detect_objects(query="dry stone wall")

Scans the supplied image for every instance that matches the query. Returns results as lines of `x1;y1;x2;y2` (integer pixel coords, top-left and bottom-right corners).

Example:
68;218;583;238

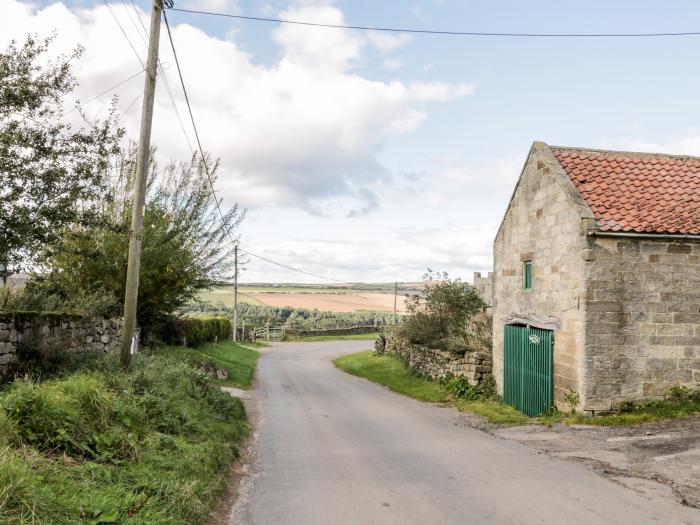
0;312;122;375
288;325;383;338
384;334;492;385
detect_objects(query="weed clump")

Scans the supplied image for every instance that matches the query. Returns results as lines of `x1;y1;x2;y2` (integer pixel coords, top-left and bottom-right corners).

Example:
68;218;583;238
0;354;248;524
442;374;497;401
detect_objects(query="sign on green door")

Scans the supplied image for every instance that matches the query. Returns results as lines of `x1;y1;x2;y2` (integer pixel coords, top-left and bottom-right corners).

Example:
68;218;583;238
503;324;553;417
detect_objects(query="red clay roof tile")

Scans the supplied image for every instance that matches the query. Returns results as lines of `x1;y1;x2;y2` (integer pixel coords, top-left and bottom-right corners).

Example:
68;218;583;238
551;146;700;235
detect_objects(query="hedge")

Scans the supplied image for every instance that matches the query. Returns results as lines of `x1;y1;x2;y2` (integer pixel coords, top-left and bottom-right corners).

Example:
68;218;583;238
176;317;231;347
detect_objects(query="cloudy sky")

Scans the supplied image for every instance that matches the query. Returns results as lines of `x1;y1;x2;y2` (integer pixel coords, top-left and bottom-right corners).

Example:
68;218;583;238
4;0;700;283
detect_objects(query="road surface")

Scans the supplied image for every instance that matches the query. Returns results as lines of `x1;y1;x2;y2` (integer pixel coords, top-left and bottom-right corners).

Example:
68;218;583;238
230;341;699;524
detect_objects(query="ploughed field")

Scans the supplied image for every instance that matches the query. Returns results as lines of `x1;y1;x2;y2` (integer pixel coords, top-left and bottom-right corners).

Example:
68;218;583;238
199;284;414;313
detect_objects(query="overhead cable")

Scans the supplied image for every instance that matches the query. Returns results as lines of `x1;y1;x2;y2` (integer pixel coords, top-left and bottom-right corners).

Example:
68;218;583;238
102;0;145;67
125;0;194;152
162;10;358;285
167;7;700;38
65;69;145;115
238;248;353;284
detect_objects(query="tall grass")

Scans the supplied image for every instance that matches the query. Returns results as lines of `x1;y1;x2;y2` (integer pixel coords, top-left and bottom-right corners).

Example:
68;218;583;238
0;354;249;524
152;340;260;388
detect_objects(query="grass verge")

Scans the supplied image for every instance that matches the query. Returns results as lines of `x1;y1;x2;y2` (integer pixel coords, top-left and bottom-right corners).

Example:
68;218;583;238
0;353;249;524
334;351;448;403
288;332;381;342
334;351;524;424
152;340;260;388
333;351;700;427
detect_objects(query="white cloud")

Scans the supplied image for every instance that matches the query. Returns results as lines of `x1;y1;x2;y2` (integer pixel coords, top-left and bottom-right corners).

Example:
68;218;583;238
409;81;476;101
383;57;406;71
181;0;239;12
272;4;363;72
242;222;496;283
366;31;411;54
0;0;474;214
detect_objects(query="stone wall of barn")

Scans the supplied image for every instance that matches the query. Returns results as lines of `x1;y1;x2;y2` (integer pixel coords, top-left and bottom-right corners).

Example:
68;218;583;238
492;142;592;410
583;237;700;411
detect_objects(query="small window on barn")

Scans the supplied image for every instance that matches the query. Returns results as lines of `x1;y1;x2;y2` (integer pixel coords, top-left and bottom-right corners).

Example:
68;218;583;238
523;261;533;290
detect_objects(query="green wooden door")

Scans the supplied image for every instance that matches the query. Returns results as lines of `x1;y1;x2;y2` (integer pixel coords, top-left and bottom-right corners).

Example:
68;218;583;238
504;324;553;416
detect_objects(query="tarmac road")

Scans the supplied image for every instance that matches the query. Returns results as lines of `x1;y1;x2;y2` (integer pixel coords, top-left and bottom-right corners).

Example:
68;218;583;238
230;340;699;525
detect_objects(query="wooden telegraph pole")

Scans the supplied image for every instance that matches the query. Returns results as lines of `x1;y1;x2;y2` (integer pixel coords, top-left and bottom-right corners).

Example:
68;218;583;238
394;281;398;325
120;0;164;368
233;244;238;341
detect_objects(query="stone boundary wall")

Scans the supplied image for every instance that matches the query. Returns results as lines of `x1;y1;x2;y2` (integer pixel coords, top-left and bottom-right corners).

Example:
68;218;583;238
0;312;122;375
288;325;384;337
384;334;492;385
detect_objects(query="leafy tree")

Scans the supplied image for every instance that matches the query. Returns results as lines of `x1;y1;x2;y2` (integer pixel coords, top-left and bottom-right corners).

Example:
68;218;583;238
400;270;485;353
0;35;123;272
37;147;244;333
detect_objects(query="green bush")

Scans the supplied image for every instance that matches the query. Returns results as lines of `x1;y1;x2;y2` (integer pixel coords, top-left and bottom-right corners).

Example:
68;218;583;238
0;354;248;524
175;316;232;347
374;334;387;355
399;270;487;355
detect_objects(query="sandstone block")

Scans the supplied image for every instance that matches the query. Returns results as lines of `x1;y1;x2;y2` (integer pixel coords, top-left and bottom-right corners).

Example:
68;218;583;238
667;243;692;254
0;353;16;365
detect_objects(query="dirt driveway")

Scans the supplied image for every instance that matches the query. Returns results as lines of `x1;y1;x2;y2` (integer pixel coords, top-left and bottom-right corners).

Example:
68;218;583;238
471;414;700;509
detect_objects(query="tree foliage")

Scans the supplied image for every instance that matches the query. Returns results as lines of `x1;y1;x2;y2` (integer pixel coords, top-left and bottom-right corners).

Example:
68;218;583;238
35;147;244;332
400;270;486;354
0;35;122;270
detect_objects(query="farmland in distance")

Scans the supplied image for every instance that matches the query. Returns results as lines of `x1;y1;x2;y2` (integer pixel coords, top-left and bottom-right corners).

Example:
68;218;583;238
197;283;422;313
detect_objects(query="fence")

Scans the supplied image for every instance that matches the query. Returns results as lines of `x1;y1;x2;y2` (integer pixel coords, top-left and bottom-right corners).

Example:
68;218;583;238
253;324;287;342
251;324;382;342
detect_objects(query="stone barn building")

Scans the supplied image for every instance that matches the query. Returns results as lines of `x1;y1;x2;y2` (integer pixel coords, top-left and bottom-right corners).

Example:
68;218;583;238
492;142;700;414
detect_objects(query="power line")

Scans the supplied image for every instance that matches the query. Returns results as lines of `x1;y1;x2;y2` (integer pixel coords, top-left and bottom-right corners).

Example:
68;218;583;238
167;7;700;38
162;10;358;285
125;0;194;152
238;247;352;284
121;0;149;48
162;12;236;243
66;69;145;115
121;91;143;117
102;0;145;67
